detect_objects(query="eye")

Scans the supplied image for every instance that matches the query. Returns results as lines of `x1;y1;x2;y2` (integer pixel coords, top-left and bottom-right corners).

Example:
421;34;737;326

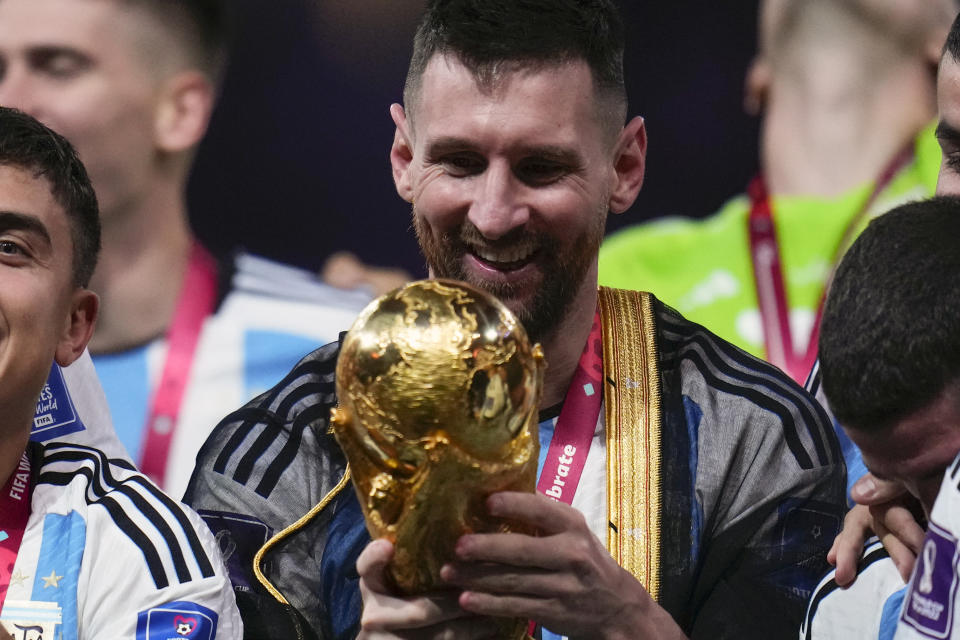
516;159;567;185
945;152;960;174
440;154;485;177
0;239;29;263
0;240;24;256
30;49;91;80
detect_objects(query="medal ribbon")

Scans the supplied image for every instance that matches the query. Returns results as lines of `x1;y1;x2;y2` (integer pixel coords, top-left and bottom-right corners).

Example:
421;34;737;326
0;452;33;610
531;310;603;637
139;242;218;486
535;309;603;505
747;144;914;383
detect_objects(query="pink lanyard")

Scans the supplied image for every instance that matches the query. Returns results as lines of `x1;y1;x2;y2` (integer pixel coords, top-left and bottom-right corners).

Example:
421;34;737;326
138;243;218;487
0;452;33;609
530;312;603;637
747;146;913;383
536;309;603;505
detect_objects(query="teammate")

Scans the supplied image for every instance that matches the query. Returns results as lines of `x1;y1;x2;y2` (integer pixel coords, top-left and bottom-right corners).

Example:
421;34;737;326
185;2;845;638
598;0;952;384
0;105;240;639
821;10;960;599
799;197;960;639
0;0;370;496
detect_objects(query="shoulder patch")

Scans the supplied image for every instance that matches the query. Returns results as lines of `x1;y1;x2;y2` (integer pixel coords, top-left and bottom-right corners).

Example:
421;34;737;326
197;510;272;591
901;520;960;638
136;601;218;640
31;364;85;442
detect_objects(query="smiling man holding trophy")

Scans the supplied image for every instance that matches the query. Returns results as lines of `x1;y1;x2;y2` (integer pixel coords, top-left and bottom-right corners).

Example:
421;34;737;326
184;1;846;638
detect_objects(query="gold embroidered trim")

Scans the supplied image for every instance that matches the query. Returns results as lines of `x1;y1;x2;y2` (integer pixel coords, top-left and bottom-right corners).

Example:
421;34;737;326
598;287;662;600
253;466;353;604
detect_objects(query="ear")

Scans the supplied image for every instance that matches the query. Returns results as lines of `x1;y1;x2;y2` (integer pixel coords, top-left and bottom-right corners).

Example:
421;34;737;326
608;116;647;214
55;290;99;367
390;103;415;203
154;70;216;153
744;56;771;116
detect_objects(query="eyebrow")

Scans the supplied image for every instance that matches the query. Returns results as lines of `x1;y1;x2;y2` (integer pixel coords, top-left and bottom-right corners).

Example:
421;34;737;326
0;211;52;248
935;120;960;145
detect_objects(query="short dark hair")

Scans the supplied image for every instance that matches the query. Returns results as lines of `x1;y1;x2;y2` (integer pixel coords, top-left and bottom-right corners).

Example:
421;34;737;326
819;197;960;432
945;10;960;62
125;0;230;76
0;107;101;288
404;0;627;132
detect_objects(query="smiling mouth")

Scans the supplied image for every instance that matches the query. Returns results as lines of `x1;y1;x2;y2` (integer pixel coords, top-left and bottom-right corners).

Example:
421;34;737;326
468;243;539;271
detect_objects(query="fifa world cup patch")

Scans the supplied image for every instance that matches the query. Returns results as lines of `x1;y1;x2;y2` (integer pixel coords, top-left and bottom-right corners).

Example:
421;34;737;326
31;363;84;441
901;520;960;639
136;601;218;640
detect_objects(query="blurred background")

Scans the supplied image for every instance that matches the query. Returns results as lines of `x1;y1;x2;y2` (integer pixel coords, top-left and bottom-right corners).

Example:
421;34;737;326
189;0;761;278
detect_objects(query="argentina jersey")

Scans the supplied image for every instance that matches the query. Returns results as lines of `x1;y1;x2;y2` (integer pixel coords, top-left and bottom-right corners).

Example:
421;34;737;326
894;454;960;640
29;351;130;463
800;538;906;640
92;253;371;498
0;442;240;639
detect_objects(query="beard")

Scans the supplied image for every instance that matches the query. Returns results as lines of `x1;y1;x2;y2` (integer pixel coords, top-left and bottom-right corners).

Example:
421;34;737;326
413;207;606;344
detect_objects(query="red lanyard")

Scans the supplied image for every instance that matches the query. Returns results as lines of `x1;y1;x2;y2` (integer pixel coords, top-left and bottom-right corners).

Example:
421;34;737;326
0;452;33;609
536;309;603;505
747;146;914;383
139;243;218;487
530;313;603;637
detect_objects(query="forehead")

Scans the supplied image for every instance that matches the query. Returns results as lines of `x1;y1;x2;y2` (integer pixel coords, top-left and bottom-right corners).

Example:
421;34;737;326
0;164;70;237
847;389;960;481
412;55;606;148
0;0;149;60
939;55;960;117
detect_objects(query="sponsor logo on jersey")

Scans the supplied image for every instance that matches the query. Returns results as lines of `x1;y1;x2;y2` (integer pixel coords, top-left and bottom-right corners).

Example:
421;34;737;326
136;601;218;640
31;364;84;441
901;520;959;638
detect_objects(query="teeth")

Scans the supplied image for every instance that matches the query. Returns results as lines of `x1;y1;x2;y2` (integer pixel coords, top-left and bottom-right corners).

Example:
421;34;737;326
473;244;536;264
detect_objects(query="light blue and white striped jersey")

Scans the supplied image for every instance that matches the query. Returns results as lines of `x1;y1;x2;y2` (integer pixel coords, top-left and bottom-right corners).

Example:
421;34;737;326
800;538;906;640
91;253;371;498
894;453;960;639
0;442;241;640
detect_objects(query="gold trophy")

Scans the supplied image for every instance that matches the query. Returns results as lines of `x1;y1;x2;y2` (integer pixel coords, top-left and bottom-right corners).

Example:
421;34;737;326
331;279;544;639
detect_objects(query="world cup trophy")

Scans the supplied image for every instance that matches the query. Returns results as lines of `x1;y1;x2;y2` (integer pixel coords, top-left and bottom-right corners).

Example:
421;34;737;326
330;279;544;639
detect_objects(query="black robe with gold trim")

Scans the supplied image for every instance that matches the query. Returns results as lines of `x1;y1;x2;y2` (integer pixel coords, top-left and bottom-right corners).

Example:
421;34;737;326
184;290;846;639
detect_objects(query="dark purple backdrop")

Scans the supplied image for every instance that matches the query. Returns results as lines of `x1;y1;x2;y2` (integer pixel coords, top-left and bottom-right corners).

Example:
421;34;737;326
189;1;760;278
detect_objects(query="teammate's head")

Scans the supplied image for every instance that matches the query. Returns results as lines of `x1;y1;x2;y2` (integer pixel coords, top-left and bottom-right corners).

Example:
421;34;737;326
0;107;99;434
0;0;228;220
746;0;955;114
402;0;627;142
0;106;100;288
819;197;960;512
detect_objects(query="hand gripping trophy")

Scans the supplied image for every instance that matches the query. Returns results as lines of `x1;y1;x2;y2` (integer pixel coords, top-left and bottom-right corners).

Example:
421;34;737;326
331;279;544;639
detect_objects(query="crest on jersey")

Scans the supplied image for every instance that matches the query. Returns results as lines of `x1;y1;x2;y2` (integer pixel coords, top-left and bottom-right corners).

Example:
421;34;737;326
901;520;960;638
31;364;84;441
136;601;217;640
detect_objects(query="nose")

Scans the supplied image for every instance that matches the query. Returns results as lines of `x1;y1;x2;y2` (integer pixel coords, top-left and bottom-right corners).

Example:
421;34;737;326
466;162;529;240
